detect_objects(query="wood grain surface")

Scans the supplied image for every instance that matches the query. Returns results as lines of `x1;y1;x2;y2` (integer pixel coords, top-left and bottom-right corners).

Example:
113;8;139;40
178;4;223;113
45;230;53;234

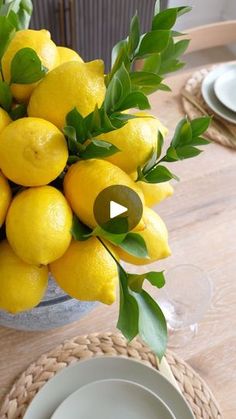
0;68;235;418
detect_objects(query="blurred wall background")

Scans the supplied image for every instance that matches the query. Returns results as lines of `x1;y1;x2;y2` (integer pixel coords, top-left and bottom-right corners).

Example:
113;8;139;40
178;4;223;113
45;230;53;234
169;0;236;30
30;0;236;69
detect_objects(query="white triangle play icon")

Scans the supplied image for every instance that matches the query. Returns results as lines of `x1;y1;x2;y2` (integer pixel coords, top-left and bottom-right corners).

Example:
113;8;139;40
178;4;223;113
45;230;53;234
110;201;128;219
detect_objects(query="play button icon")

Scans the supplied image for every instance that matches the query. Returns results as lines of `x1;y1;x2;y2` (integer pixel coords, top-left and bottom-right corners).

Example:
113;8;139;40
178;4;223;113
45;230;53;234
110;201;128;219
93;185;143;234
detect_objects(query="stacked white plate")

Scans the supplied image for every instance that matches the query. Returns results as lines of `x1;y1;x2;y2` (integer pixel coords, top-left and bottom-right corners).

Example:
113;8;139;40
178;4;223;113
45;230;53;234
24;357;194;419
201;63;236;124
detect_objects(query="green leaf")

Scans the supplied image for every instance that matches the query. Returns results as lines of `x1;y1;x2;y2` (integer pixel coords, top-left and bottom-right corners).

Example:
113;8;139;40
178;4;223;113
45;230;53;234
63;126;82;154
164;145;179;162
191;136;210;146
171;118;192;147
128;271;165;292
128;13;140;55
0;1;33;30
159;59;185;75
176;145;202;159
190;116;211;137
142;148;157;175
174;39;190;57
177;6;192;16
142;53;161;74
157;130;164;158
130;71;162;94
137;30;171;58
104;63;131;112
152;8;177;30
119;233;149;259
99;216;129;236
145;271;165;288
157;83;171;91
0;16;16;60
110;39;129;73
71;216;92;241
9;103;27;120
117;267;139;341
131;290;167;360
0;81;12;111
10;47;47;84
66;108;87;143
17;0;33;29
154;0;161;15
92;226;127;245
144;165;179;183
111;112;137;122
118;91;151;111
81;139;119;159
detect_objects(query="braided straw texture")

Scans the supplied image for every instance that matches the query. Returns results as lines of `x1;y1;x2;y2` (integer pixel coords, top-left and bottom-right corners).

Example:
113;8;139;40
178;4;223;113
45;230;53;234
182;67;236;149
0;332;222;419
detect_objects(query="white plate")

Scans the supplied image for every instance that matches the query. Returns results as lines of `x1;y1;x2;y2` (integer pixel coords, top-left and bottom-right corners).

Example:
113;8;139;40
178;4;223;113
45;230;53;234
51;379;175;419
24;356;194;419
201;64;236;124
214;68;236;112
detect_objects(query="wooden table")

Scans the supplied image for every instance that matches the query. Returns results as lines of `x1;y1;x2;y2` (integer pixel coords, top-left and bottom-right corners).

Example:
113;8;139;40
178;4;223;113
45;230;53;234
0;68;236;418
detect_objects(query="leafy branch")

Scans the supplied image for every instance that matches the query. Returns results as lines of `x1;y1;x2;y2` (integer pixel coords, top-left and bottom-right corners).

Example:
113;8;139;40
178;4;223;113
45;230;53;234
63;3;193;160
100;238;167;360
71;216;167;359
71;215;149;260
136;116;211;183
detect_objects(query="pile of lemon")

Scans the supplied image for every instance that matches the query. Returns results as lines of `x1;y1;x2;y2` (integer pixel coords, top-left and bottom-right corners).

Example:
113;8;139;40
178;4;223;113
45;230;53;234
0;29;173;314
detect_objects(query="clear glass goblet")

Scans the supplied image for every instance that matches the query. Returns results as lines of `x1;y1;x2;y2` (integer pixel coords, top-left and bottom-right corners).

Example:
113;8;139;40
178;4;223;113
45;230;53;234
158;264;213;348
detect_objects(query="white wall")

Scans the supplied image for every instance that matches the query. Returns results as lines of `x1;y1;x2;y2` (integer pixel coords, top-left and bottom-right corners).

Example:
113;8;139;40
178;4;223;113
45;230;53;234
169;0;236;29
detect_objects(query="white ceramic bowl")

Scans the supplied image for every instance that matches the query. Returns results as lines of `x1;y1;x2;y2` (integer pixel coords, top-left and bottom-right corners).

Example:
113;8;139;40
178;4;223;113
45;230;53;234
51;378;175;419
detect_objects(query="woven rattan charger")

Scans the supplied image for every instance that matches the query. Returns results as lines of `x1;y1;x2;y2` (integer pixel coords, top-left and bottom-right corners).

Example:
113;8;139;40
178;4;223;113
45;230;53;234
0;332;222;419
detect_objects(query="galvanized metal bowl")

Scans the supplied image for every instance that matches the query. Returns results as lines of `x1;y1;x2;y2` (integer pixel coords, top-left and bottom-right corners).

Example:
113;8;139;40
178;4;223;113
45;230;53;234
0;276;97;331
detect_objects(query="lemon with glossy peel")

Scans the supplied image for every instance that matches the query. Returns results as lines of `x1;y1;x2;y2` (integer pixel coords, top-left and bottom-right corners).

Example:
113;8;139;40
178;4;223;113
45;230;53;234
0;172;12;227
64;159;144;228
0;240;48;314
50;237;118;305
0;117;68;187
2;29;59;102
28;60;105;129
6;186;72;265
96;112;168;173
57;46;83;64
137;181;173;207
0;108;11;134
116;206;171;265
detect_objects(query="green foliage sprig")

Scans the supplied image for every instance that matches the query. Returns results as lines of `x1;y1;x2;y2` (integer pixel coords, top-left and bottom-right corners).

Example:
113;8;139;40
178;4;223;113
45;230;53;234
63;3;193;161
136;116;211;184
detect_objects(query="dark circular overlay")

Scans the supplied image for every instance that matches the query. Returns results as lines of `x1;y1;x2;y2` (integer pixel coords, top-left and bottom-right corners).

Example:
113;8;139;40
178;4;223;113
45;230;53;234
93;185;143;234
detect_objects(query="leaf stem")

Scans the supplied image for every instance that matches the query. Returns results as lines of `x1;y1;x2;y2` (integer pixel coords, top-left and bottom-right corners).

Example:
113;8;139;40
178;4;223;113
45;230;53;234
98;237;127;275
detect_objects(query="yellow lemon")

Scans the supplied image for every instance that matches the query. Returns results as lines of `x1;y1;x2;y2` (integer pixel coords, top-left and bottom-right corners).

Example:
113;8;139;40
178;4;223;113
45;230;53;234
116;206;171;265
0;172;12;227
63;159;144;228
0;240;48;314
137;180;173;207
0;108;11;134
2;29;59;102
96;113;168;173
6;186;72;265
0;117;68;187
28;60;105;129
57;46;83;64
50;237;118;305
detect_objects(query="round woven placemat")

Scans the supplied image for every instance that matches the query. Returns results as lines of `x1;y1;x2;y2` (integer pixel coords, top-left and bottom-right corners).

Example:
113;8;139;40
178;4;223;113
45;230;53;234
0;332;222;419
182;66;236;149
